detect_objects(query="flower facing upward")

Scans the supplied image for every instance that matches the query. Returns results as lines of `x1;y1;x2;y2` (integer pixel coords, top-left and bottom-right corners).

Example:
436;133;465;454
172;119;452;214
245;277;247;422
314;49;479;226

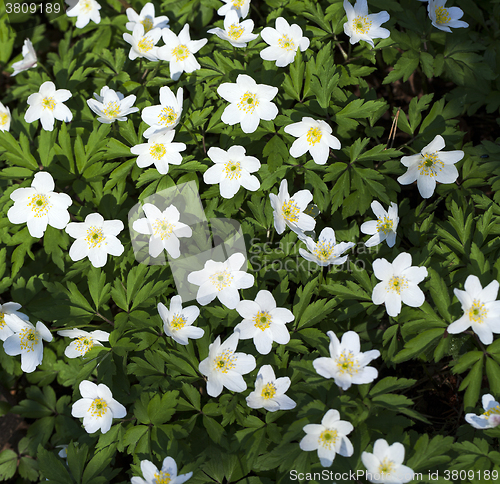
158;295;204;345
125;2;169;32
465;394;500;430
11;38;37;76
208;9;258;48
131;131;186;174
65;213;124;268
71;381;126;434
3;317;52;373
397;135;463;198
246;365;296;412
260;17;310;67
204;145;261;199
235;290;294;354
361;439;414;484
198;333;256;397
343;0;390;48
0;102;10;132
0;302;29;342
284;117;341;165
7;171;72;238
372;252;428;317
25;81;73;131
65;0;101;29
218;74;278;133
141;86;183;139
360;201;399;248
157;24;208;81
299;227;355;267
217;0;251;19
269;179;315;236
427;0;468;32
132;203;192;259
123;24;162;61
131;457;193;484
57;329;110;358
87;86;139;124
313;330;380;390
447;276;500;345
300;409;354;467
187;253;254;309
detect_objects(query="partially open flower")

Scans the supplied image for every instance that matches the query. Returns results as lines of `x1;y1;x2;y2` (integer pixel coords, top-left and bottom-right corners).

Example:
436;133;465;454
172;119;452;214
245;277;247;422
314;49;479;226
87;86;139;124
65;0;101;29
427;0;468;33
57;329;110;358
11;38;37;76
208;9;258;48
465;394;500;430
158;295;204;345
360;201;399;248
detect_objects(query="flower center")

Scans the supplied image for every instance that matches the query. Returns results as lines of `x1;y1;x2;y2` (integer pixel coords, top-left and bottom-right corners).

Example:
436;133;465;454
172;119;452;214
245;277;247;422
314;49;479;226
28;194;50;217
435;6;451;24
214;349;237;373
418;153;444;177
42;97;56;111
468;299;487;323
75;336;94;355
483;405;500;418
232;0;244;6
336;350;360;375
253;310;272;331
79;0;93;13
103;101;120;120
237;91;259;114
377;216;394;234
137;36;154;53
307;126;322;145
89;397;108;418
85;226;105;249
387;276;408;295
170;313;186;331
141;17;154;32
0;312;5;328
228;23;244;40
172;44;190;61
159;107;178;126
209;270;234;291
223;160;242;180
278;34;295;51
20;327;39;352
318;429;338;449
281;200;300;223
379;458;395;474
0;112;9;126
353;15;372;34
154;471;172;484
313;240;335;261
261;382;277;399
149;143;167;160
152;218;174;240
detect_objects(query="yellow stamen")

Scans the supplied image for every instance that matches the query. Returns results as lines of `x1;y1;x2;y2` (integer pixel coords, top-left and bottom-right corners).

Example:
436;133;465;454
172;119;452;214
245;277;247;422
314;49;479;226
172;44;189;61
387;276;408;295
483;405;500;418
223;161;242;180
313;240;335;262
469;299;487;324
278;34;295;51
318;429;338;449
152;218;174;240
20;327;39;352
170;313;186;331
253;311;272;331
28;194;50;218
0;313;5;329
379;457;395;474
103;101;120;119
149;143;166;160
85;226;105;249
209;270;233;291
261;382;277;399
214;349;237;373
435;6;451;24
232;0;244;6
281;200;300;223
0;112;9;126
377;216;394;234
79;0;93;13
353;16;372;34
228;24;244;40
137;37;154;53
89;397;108;417
237;91;259;113
141;17;154;33
336;350;360;375
306;127;322;145
158;107;178;126
75;336;94;355
418;153;444;178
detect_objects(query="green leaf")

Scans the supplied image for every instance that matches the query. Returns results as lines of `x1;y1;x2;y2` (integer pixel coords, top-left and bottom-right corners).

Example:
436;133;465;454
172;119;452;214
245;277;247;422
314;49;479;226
393;328;445;363
0;449;17;481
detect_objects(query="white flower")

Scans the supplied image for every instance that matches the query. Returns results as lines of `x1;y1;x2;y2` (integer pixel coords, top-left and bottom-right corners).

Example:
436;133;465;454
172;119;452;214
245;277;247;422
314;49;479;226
269;179;315;236
131;457;192;484
0;102;11;132
25;81;72;131
132;203;192;259
217;0;251;19
313;330;380;390
208;10;258;48
217;74;278;134
87;86;139;124
125;2;169;33
397;135;463;199
0;302;29;342
198;333;256;397
65;213;124;268
343;0;390;48
141;86;183;139
56;329;110;358
360;201;399;248
65;0;101;29
234;290;293;354
204;145;260;199
299;227;354;267
7;172;72;238
299;409;354;467
187;253;254;309
284;117;340;165
157;24;208;81
361;439;414;484
246;365;295;411
158;295;204;345
465;394;500;430
447;276;500;345
131;131;186;174
123;24;162;61
372;252;428;317
11;38;37;76
260;17;309;67
71;381;126;434
3;318;52;373
427;0;468;32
